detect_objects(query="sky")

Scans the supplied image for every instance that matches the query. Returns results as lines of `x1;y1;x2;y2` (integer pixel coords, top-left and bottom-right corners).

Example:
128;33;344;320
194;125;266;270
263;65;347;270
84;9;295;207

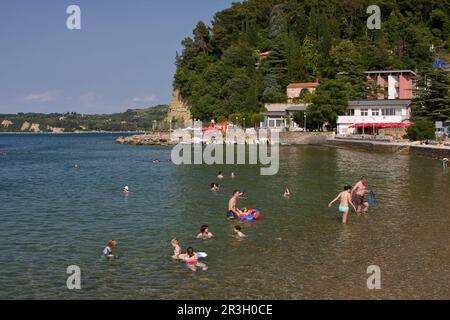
0;0;235;114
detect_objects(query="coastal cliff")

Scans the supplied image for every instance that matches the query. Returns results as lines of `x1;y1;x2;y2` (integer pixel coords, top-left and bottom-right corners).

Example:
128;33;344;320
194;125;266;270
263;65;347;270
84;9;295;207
165;90;192;127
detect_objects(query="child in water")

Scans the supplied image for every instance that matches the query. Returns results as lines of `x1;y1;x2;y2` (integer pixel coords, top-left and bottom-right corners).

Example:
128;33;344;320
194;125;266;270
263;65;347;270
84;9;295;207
328;185;357;224
103;240;117;258
196;225;214;240
283;187;291;198
233;225;247;238
171;238;181;259
217;171;224;180
179;247;208;271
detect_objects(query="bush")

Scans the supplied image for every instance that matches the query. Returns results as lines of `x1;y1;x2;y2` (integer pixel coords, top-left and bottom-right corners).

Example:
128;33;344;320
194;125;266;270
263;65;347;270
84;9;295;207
216;116;228;123
407;120;435;141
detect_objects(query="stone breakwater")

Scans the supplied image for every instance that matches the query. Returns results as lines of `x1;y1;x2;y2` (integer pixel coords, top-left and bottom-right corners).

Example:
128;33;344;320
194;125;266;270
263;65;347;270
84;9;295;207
116;131;333;146
116;132;176;146
326;138;450;159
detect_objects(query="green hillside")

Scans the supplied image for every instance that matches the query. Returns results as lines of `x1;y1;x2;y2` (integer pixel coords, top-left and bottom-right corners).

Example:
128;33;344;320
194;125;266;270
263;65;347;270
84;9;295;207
174;0;450;127
0;105;168;132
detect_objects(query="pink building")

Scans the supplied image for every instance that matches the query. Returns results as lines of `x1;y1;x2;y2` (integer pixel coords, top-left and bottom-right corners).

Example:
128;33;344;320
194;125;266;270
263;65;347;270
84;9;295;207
287;82;320;102
366;70;416;100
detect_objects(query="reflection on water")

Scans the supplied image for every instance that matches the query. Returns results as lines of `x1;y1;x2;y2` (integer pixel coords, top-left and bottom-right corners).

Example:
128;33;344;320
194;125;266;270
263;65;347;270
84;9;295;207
0;134;449;299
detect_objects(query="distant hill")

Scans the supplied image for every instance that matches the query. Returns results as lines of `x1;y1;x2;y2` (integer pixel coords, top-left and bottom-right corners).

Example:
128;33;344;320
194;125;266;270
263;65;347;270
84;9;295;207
0;105;168;132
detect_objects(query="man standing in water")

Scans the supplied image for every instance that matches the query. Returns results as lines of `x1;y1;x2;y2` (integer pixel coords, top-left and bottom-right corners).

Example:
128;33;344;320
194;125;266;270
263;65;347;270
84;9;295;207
227;190;242;219
351;177;369;214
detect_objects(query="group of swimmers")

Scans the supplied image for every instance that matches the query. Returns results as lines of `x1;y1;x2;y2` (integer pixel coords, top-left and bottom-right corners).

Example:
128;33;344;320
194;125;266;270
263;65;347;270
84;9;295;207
328;176;371;224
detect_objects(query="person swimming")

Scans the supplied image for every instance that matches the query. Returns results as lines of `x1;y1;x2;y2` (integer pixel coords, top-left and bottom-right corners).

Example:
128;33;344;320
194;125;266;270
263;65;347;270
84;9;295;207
217;171;224;180
152;159;160;164
283;187;291;198
233;225;247;238
122;186;129;193
442;158;449;168
210;183;219;192
179;247;207;271
227;190;243;219
103;240;117;257
328;185;357;224
196;225;214;240
231;171;236;179
171;238;181;258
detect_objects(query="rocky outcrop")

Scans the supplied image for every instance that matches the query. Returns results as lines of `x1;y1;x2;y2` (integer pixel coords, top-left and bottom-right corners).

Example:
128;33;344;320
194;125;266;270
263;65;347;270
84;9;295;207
1;120;13;128
116;132;178;146
46;125;64;133
21;122;31;131
29;123;41;132
165;89;192;127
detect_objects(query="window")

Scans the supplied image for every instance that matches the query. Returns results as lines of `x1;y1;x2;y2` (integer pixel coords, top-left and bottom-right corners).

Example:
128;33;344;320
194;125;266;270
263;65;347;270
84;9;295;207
269;120;275;127
382;108;395;116
346;109;355;116
360;108;368;116
371;108;380;116
276;120;284;127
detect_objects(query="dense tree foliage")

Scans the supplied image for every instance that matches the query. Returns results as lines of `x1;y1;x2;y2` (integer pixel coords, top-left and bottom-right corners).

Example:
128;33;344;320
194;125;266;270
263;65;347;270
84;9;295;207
174;0;450;126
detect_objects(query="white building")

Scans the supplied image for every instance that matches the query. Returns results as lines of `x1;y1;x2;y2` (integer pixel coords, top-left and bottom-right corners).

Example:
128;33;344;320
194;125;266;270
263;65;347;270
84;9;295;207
263;103;308;131
337;100;412;135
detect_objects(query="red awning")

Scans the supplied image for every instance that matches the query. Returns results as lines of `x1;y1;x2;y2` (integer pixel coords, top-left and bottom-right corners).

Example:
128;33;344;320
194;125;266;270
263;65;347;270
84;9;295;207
349;122;414;129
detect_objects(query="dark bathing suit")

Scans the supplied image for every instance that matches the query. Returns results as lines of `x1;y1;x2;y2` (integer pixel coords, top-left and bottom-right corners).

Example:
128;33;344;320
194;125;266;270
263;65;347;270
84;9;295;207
355;194;366;205
227;210;235;219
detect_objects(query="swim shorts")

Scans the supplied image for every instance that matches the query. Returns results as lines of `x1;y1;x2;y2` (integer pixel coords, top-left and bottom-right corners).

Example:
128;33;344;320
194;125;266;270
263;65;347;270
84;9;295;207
339;205;349;213
355;195;366;206
226;210;235;219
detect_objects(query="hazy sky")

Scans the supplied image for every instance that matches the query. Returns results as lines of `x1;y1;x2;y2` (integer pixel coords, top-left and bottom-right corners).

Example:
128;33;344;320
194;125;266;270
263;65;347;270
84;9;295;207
0;0;234;114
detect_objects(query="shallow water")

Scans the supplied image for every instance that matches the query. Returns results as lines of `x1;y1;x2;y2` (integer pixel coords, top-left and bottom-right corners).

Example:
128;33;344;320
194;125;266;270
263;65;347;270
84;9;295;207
0;134;449;299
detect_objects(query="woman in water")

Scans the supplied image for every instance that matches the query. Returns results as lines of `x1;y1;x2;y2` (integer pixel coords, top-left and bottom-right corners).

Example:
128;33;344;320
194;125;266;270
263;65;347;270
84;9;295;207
328;185;357;224
180;247;207;271
103;240;117;258
196;225;214;240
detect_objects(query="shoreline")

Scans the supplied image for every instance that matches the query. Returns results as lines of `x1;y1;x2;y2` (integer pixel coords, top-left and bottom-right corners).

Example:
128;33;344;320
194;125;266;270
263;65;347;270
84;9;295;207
0;131;145;135
115;131;450;159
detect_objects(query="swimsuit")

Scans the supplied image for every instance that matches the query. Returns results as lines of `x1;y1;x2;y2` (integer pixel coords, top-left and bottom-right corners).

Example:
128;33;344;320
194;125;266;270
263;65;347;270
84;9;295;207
185;257;198;266
226;210;235;218
103;247;112;256
355;195;366;206
339;205;349;213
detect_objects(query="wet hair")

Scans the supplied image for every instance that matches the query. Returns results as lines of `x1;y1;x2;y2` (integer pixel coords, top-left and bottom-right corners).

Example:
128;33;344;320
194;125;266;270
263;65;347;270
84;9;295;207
107;240;116;248
234;225;241;231
361;176;367;181
232;190;240;195
210;183;216;188
344;185;352;191
218;171;223;175
200;225;208;233
186;247;194;257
